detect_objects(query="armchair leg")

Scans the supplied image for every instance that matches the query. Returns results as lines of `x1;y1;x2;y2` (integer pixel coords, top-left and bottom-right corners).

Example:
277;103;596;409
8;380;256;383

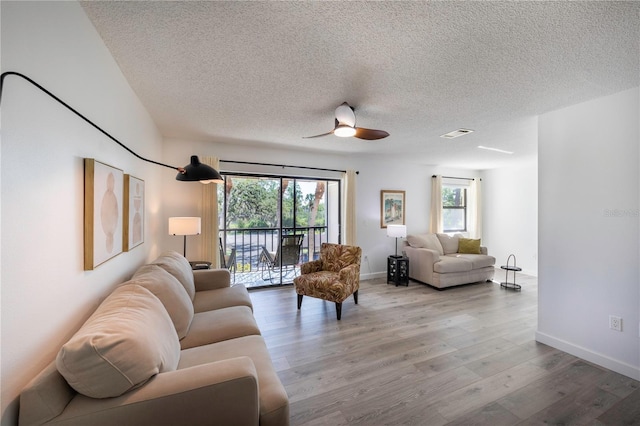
297;294;303;309
353;290;358;305
335;302;342;320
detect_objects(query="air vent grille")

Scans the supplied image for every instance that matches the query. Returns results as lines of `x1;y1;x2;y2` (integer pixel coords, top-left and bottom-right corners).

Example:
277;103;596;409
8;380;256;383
440;129;474;139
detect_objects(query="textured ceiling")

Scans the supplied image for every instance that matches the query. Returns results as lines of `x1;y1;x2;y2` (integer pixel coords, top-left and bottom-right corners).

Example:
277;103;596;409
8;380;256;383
81;1;639;170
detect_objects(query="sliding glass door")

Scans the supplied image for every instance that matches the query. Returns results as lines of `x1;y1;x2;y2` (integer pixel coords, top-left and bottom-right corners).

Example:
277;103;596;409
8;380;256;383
218;174;340;288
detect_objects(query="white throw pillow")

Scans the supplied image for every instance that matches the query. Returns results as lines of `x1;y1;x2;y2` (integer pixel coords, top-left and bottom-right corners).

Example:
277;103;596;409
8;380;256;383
130;264;194;339
56;285;180;398
437;233;461;255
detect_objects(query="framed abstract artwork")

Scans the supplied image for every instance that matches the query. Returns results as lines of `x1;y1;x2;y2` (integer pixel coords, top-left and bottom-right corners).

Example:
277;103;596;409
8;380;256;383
84;158;124;270
380;190;406;228
123;174;144;252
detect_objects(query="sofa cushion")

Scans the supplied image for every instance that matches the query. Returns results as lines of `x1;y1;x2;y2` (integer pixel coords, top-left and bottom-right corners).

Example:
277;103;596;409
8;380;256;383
433;256;473;273
56;285;180;398
294;270;347;303
193;285;254;313
180;306;261;350
151;251;196;301
406;234;444;255
458;238;481;254
130;264;194;339
451;253;496;269
437;233;461;255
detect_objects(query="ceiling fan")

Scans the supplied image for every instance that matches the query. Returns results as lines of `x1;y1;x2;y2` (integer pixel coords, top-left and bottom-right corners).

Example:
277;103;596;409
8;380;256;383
304;102;389;140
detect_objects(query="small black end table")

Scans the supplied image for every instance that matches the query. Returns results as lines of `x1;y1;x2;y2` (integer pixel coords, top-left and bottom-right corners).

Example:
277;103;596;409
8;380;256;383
190;261;212;270
387;255;409;286
500;254;521;290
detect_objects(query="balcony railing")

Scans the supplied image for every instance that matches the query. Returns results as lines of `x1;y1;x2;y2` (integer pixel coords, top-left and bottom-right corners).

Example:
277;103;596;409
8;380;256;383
220;226;329;287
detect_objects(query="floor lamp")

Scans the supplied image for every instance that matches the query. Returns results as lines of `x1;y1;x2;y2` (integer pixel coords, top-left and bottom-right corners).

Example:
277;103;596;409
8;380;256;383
387;224;407;258
169;217;201;257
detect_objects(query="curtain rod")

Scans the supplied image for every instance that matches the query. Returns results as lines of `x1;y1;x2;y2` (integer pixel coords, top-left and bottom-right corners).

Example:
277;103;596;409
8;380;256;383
432;175;480;181
220;159;358;174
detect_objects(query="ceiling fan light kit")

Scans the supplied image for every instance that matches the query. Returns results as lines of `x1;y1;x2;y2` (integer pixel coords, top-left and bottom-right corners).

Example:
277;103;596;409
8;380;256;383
334;124;357;137
304;102;389;140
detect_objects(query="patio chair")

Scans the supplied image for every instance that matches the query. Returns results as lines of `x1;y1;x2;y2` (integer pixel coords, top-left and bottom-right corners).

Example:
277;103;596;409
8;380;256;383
293;243;362;320
219;237;237;279
259;234;304;281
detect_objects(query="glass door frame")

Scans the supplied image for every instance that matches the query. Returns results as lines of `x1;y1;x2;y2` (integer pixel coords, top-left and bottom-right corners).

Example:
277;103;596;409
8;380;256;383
219;172;342;288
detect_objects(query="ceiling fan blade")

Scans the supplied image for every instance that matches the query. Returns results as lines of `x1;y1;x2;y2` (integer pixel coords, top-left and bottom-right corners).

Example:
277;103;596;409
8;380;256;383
335;102;356;127
303;130;335;139
354;127;390;140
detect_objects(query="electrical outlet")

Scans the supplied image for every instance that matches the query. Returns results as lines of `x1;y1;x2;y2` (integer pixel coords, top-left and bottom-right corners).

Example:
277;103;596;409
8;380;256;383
609;315;622;332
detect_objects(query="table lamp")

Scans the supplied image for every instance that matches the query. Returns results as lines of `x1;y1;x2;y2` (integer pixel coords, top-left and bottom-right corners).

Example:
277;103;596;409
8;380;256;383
169;217;201;257
387;224;407;258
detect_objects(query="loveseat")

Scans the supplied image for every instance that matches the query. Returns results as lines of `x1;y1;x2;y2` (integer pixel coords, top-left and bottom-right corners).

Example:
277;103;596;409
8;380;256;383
403;233;495;289
19;251;289;426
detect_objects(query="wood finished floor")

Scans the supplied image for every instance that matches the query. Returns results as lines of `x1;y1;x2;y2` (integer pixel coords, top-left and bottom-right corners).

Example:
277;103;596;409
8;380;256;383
249;273;640;426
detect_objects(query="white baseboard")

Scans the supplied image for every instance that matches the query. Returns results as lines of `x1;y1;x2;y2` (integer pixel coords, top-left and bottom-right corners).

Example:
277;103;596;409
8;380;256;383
360;271;386;281
535;331;640;380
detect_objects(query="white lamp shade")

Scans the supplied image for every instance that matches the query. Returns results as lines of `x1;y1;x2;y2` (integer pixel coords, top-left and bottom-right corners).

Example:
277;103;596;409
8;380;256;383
168;217;201;236
386;224;407;238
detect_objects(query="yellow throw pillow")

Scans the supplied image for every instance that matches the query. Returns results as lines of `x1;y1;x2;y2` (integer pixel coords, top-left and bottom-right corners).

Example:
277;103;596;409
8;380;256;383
458;238;481;254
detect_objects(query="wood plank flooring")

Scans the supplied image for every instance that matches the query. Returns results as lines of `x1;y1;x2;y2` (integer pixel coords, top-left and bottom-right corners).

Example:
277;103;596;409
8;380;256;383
248;273;640;425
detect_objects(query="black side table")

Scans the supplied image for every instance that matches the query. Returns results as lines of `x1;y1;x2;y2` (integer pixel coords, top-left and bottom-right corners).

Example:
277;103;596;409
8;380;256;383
189;260;212;270
387;256;409;287
500;254;522;290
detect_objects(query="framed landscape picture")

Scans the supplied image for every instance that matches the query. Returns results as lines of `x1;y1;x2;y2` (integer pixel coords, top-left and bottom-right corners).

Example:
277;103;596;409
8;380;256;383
123;174;144;252
380;190;405;228
84;158;124;270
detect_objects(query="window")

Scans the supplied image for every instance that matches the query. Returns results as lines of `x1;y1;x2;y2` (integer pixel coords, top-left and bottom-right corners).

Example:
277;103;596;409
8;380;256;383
442;183;468;232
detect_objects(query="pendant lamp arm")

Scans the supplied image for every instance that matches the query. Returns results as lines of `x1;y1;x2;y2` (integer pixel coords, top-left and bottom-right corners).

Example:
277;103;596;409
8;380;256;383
0;71;183;173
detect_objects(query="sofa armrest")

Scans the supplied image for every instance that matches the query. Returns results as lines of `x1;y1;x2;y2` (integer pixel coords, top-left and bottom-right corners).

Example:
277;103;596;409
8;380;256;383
193;268;231;291
338;263;360;285
403;246;440;285
48;357;259;426
480;246;488;255
300;259;322;275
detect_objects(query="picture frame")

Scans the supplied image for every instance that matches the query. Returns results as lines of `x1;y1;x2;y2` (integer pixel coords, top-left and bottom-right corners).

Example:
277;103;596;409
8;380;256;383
380;190;406;228
84;158;124;270
123;174;145;252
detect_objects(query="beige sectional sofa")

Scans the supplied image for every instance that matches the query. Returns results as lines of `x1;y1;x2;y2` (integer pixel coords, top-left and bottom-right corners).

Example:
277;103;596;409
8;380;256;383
403;233;496;289
19;251;289;426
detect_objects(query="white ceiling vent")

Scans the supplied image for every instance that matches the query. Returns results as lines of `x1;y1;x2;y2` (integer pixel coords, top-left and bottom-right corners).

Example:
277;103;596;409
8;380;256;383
440;129;474;139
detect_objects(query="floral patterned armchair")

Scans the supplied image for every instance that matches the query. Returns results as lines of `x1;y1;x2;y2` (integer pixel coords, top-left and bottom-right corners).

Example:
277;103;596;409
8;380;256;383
293;243;362;320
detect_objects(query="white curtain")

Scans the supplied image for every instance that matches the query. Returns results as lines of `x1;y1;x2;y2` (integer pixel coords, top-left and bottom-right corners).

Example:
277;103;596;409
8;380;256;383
429;175;443;234
201;156;220;267
469;178;482;239
343;170;357;245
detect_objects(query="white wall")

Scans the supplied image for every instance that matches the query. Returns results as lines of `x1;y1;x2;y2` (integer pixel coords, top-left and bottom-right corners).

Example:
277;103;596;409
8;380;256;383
482;159;538;276
161;138;480;278
537;87;640;380
1;2;164;424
